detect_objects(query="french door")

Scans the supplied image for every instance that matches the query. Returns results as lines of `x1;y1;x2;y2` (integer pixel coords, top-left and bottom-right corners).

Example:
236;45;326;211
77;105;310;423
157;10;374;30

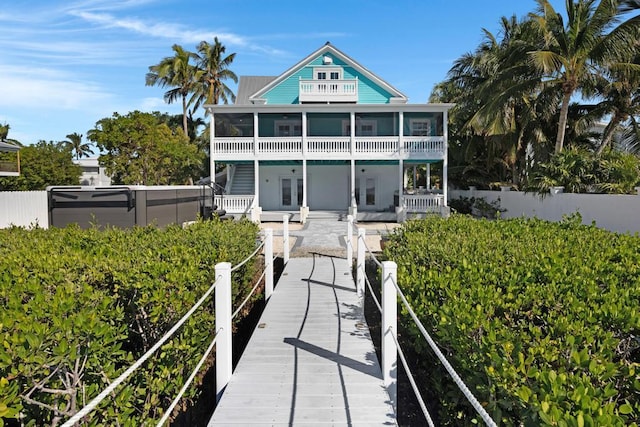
355;176;377;211
280;177;303;209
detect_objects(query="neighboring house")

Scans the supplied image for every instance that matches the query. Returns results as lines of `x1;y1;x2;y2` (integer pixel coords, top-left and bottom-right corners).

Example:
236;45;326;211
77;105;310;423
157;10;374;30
0;140;21;177
206;42;453;222
74;158;112;186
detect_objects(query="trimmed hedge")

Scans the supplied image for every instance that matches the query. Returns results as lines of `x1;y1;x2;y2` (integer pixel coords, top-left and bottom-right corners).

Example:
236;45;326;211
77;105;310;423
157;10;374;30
383;215;640;426
0;219;260;426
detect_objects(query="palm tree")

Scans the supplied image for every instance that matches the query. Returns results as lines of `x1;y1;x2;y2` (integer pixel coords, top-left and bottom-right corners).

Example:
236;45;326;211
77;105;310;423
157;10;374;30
528;0;640;153
146;44;199;137
190;38;238;112
60;132;93;160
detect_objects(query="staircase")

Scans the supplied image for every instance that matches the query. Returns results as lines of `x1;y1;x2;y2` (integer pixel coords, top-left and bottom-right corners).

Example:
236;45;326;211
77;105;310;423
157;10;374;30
229;164;254;195
305;210;348;221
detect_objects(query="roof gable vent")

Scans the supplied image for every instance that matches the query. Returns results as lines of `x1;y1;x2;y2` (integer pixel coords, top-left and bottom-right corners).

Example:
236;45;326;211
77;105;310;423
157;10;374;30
322;55;333;65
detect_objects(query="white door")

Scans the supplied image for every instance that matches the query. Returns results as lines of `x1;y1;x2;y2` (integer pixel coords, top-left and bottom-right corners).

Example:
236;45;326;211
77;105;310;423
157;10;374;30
355;176;377;211
280;177;303;209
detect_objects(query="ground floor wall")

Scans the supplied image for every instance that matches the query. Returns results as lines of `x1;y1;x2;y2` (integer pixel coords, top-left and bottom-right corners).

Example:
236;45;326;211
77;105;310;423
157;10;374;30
258;164;399;212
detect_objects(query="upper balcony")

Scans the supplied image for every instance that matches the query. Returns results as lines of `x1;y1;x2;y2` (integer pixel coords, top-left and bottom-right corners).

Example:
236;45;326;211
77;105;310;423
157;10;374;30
299;79;358;103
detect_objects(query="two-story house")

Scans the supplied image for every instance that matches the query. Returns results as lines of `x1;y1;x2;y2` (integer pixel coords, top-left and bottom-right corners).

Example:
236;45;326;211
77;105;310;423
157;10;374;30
206;42;453;222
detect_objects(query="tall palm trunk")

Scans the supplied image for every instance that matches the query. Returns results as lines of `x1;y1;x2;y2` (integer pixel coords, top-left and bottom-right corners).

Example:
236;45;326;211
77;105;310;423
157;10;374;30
181;94;189;138
597;113;624;155
555;90;572;153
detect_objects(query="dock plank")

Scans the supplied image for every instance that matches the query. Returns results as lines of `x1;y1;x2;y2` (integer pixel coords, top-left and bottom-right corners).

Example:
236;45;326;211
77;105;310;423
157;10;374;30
209;255;396;425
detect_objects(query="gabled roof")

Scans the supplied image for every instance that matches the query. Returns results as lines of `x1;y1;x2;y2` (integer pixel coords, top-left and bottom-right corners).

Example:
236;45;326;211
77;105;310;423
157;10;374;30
248;42;408;104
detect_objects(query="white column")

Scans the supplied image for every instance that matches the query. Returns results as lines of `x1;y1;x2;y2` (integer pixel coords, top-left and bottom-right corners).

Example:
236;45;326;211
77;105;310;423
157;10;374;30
215;262;232;402
302;159;308;208
252;159;261;222
349;159;357;217
346;215;353;267
302;111;308;157
382;261;398;413
209;109;215;184
443;110;448;206
283;215;289;265
350;111;356;156
397;159;404;220
356;228;365;297
265;228;273;299
253;112;259;157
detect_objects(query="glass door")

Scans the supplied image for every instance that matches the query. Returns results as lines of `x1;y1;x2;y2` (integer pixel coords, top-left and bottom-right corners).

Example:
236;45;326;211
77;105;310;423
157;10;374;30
280;177;303;209
355;176;377;211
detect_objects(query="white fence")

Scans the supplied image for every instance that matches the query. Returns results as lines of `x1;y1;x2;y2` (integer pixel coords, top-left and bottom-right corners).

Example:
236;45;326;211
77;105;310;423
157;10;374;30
0;191;48;229
450;189;640;235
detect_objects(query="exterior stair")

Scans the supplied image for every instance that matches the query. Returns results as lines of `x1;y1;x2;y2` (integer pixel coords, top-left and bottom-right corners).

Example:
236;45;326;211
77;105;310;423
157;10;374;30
229;164;254;195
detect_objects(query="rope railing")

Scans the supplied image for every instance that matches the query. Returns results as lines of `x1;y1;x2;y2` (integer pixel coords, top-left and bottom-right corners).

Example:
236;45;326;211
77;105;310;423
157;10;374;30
156;332;219;426
388;326;435;427
349;216;496;426
231;240;265;272
386;272;497;427
232;268;267;320
62;275;222;426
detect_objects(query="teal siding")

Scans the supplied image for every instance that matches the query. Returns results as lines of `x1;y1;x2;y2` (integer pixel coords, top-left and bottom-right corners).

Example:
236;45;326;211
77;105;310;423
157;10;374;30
262;52;395;105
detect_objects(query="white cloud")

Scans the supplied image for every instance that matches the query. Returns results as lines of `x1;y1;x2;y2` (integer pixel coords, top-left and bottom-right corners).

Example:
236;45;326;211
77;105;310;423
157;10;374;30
0;65;113;110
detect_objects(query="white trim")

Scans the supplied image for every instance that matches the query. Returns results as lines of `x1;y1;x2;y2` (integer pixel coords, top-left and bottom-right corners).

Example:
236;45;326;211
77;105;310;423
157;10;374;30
313;66;343;80
206;103;454;115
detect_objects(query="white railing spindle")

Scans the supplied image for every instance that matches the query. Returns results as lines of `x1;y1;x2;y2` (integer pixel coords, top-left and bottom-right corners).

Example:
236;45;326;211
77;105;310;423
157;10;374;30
215;262;232;403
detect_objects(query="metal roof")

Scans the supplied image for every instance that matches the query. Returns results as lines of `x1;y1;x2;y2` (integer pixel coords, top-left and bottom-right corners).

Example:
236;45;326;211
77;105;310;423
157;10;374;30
0;140;20;152
235;76;276;105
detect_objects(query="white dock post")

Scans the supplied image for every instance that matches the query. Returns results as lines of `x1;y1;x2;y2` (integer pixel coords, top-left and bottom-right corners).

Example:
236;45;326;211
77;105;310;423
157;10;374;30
215;262;232;403
265;228;274;300
346;215;353;267
382;261;398;414
283;215;289;265
356;228;366;298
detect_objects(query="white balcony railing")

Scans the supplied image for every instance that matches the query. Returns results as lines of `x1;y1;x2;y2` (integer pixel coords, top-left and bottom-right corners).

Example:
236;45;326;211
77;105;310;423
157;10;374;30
211;136;445;160
215;195;254;214
404;194;444;213
299;79;358;103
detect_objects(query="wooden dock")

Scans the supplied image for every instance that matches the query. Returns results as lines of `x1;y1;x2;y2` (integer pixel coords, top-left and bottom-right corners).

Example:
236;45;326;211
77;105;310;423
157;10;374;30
209;254;396;426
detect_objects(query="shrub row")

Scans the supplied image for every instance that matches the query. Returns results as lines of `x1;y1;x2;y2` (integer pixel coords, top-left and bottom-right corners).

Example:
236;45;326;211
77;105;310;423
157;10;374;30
383;214;640;426
0;219;260;426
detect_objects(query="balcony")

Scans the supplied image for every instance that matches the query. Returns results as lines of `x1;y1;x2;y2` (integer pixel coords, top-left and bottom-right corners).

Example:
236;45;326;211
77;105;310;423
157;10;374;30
212;136;445;161
299;79;358;103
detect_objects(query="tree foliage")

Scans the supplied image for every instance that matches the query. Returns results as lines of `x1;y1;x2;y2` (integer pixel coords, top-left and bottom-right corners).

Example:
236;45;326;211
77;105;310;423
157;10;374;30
87;111;203;185
0;141;80;191
58;132;94;160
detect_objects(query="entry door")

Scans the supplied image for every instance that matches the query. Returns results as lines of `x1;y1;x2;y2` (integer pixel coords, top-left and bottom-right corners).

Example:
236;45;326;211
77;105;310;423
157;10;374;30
355;176;377;211
280;177;303;209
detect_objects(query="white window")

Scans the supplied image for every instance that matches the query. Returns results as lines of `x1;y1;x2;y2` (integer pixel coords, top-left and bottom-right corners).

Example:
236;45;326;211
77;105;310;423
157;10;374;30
314;67;343;81
410;119;432;136
342;120;378;136
274;120;302;137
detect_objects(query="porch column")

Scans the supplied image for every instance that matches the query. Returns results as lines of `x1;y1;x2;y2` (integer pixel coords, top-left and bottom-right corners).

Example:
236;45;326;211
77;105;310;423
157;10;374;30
253;112;259;156
301;159;309;222
443;109;448;206
350;111;355;156
251;159;262;222
302;112;308;157
209;109;215;184
397;159;405;222
349;159;357;217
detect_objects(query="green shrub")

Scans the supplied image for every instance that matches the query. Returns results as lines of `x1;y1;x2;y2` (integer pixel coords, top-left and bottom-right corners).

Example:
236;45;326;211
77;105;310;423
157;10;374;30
383;215;640;426
0;219;260;425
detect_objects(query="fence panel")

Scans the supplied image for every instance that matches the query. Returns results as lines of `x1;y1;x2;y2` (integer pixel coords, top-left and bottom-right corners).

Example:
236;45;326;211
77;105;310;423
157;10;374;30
0;191;48;229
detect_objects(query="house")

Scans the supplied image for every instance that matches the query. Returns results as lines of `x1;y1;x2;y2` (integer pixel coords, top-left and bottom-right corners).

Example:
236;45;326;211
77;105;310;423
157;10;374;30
205;42;453;222
74;158;112;186
0;140;21;177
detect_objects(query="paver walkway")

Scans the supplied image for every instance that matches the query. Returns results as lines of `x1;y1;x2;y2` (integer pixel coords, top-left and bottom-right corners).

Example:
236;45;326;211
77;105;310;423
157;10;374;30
209;244;396;425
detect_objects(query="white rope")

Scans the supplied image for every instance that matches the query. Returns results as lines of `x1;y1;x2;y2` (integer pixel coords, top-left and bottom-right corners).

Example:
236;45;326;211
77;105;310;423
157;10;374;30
364;274;382;313
62;276;221;426
231;240;265;272
387;274;497;427
360;237;383;268
388;326;435;427
156;332;219;426
232;268;267;320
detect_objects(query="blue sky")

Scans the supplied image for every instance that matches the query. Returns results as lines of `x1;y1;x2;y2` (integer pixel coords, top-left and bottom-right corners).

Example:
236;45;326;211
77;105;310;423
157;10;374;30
0;0;563;146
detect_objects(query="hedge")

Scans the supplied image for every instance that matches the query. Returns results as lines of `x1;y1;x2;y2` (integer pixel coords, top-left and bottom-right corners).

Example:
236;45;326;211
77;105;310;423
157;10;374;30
383;214;639;426
0;219;260;426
